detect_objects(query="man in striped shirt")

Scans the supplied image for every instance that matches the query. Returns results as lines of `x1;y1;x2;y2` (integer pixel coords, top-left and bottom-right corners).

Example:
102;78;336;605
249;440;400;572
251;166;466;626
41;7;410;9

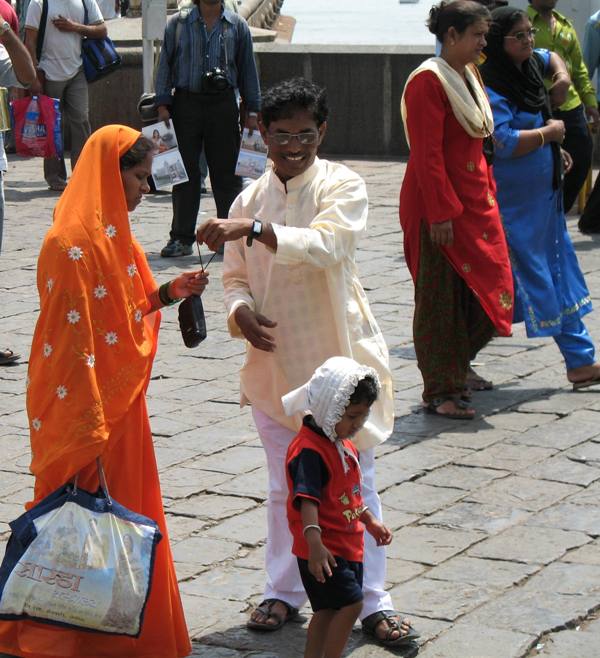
155;0;260;258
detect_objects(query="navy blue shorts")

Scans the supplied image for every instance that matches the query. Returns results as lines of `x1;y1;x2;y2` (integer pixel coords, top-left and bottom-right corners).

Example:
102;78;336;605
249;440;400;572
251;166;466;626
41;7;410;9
297;556;363;612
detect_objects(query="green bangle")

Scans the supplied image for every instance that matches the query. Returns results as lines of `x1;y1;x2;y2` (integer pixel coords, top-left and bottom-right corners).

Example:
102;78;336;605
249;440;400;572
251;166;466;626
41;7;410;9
158;281;178;306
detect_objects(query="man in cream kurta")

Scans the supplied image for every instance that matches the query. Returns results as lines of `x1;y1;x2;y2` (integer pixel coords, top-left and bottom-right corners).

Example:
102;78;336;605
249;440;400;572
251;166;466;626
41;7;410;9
197;78;413;645
224;157;393;450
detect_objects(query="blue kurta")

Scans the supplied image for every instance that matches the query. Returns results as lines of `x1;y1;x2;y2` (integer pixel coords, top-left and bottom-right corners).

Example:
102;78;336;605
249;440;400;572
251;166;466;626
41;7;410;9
487;57;592;338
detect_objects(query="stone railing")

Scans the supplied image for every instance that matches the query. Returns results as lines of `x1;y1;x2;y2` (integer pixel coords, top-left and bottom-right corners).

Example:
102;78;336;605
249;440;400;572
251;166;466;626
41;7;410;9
238;0;284;28
126;0;175;18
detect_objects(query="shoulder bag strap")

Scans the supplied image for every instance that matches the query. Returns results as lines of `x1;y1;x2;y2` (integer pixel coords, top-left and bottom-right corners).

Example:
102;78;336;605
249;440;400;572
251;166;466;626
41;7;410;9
154;10;184;83
81;0;89;25
36;0;48;63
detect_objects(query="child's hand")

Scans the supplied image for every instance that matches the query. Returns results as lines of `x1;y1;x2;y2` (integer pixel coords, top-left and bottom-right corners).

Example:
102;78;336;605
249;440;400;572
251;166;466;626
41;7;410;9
308;543;337;583
365;519;393;546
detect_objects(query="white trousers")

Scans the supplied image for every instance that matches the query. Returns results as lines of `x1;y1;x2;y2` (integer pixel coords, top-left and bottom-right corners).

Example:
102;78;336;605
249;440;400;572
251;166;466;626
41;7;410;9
253;408;394;620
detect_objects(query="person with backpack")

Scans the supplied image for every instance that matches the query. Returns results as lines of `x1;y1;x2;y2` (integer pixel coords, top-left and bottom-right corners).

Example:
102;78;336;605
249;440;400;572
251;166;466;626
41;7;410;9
24;0;106;191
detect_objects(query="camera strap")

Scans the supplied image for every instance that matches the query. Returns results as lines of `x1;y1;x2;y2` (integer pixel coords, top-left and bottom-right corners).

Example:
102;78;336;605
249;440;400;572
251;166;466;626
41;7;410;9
222;22;229;73
196;241;217;272
201;18;228;75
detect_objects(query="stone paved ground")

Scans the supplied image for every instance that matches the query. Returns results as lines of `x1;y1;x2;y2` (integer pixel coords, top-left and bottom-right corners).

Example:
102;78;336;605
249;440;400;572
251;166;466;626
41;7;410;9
1;154;600;658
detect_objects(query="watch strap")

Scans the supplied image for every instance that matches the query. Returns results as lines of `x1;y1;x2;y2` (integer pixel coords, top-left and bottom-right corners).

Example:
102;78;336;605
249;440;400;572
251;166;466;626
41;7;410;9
246;219;262;247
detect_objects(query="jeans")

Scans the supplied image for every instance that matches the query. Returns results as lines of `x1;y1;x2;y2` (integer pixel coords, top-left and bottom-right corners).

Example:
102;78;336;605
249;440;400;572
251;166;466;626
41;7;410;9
43;69;91;186
169;88;242;245
555;104;593;214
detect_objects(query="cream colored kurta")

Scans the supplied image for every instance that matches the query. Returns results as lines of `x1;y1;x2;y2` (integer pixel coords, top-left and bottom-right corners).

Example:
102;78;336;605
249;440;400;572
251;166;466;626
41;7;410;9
224;157;393;451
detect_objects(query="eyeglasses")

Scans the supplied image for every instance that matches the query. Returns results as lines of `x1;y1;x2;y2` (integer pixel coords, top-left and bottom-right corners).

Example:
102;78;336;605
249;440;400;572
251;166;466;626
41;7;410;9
268;130;319;145
504;27;538;43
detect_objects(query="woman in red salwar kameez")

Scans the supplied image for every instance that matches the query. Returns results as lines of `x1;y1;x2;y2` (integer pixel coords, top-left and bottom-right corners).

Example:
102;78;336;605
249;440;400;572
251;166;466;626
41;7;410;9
400;0;513;419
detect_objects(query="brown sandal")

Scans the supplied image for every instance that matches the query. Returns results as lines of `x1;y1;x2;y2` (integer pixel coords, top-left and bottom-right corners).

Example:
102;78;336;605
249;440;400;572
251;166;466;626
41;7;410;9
362;610;420;646
424;397;475;420
246;598;299;632
0;349;20;366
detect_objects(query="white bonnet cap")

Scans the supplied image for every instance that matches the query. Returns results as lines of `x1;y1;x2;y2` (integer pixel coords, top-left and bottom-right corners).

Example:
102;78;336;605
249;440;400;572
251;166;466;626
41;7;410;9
282;356;380;442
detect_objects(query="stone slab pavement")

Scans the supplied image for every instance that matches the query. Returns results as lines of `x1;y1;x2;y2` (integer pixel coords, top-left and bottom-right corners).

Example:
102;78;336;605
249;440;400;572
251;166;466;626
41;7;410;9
1;153;600;658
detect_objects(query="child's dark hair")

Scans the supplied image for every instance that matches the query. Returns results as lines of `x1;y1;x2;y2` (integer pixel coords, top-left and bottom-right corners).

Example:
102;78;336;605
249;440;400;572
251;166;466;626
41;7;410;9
260;78;328;129
427;0;491;41
349;376;379;406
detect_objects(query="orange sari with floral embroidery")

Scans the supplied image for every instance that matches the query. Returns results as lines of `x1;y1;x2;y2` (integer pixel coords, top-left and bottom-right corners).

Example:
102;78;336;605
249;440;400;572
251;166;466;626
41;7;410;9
0;125;191;657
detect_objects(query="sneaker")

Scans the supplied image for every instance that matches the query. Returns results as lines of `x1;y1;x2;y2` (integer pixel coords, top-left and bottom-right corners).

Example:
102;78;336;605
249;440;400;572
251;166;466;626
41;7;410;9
578;218;600;234
47;180;67;192
160;239;193;257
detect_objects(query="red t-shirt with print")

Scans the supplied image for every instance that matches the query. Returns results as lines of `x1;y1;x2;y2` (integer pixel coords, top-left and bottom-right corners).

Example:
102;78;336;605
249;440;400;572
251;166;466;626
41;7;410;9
286;423;364;563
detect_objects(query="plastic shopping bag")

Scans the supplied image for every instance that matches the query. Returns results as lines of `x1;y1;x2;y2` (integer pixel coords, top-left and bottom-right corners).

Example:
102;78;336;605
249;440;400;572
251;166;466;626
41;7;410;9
0;460;161;636
11;94;63;158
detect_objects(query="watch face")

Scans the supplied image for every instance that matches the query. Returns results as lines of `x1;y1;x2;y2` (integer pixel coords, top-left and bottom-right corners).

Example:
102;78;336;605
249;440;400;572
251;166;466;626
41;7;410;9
253;220;262;235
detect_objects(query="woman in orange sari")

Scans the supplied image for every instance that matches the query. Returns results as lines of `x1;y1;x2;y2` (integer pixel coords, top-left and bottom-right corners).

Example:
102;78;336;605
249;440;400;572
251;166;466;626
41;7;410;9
0;124;207;657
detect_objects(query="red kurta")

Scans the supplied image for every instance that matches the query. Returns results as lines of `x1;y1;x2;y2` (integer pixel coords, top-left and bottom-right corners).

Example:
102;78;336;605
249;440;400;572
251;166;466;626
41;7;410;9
400;71;513;336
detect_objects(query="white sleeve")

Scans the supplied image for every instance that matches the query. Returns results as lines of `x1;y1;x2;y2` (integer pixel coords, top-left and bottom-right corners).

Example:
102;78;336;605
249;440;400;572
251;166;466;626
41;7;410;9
273;171;368;269
25;0;42;29
0;52;18;87
86;0;104;24
223;194;256;338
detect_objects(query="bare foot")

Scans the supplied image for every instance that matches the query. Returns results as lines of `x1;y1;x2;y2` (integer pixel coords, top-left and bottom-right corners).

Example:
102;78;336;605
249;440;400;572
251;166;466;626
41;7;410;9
466;366;493;391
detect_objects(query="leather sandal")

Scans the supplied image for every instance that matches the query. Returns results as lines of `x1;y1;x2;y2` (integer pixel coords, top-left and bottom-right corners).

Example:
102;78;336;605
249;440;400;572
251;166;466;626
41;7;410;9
0;349;20;366
246;598;299;632
424;397;475;420
362;610;420;646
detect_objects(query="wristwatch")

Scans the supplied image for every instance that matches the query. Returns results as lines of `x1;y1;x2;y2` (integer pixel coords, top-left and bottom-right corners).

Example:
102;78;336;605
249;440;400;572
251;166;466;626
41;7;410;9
0;21;11;35
246;219;263;247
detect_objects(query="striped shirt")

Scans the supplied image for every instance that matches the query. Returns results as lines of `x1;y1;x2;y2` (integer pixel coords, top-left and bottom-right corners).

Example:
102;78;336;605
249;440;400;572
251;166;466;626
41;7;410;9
154;4;260;111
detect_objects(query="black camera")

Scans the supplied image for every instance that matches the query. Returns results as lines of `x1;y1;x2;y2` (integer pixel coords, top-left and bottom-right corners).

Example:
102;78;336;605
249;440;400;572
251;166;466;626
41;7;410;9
178;295;207;348
201;67;231;93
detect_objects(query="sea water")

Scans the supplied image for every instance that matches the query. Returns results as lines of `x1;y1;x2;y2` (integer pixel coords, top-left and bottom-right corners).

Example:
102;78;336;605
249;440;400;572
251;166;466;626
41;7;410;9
282;0;432;46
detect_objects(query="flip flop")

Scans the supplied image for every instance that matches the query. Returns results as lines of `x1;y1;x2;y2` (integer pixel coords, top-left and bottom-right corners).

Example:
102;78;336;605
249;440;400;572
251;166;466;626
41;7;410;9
424;397;475;420
246;598;299;632
362;610;420;647
0;349;20;366
572;374;600;391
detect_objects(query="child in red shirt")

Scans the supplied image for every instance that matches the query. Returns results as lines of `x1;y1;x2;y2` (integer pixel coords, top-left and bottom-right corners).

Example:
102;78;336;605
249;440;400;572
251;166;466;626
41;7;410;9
283;357;393;658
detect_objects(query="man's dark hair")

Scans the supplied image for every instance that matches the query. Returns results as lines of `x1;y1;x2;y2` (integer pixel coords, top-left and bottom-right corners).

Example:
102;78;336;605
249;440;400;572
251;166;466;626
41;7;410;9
475;0;508;7
119;135;156;171
349;376;379;407
260;78;328;128
427;0;491;41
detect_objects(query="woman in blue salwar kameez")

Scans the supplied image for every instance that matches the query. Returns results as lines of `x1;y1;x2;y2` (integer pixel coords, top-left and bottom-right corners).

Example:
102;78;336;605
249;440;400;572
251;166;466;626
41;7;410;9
481;5;600;389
